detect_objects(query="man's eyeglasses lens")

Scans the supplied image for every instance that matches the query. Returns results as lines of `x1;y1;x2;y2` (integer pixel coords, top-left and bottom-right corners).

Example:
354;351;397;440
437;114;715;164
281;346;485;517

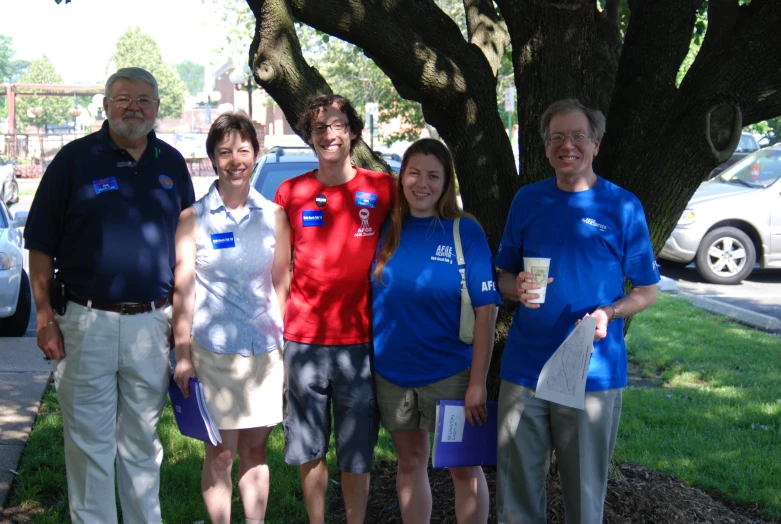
547;133;590;146
110;97;157;109
311;122;348;135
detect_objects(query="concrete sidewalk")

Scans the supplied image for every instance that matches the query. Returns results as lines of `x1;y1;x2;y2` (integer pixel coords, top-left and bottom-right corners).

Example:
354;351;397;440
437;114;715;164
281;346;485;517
0;338;51;509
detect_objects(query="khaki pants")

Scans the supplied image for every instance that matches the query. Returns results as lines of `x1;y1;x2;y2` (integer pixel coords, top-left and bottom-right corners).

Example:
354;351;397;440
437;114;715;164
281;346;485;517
496;381;622;524
54;301;172;524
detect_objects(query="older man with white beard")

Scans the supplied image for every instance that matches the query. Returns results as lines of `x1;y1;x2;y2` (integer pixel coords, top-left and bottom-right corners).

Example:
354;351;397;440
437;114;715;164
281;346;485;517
24;67;194;524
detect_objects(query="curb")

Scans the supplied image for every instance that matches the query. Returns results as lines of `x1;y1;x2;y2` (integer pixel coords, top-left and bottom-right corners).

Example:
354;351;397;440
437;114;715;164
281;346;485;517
657;276;781;332
679;292;781;331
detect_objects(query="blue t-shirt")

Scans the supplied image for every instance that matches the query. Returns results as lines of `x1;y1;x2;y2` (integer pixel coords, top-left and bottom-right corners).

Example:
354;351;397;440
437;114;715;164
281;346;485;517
495;177;660;391
24;121;195;303
372;216;502;388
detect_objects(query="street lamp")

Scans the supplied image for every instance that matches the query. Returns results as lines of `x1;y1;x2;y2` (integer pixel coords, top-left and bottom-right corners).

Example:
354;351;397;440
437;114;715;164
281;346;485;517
198;90;222;124
229;63;256;120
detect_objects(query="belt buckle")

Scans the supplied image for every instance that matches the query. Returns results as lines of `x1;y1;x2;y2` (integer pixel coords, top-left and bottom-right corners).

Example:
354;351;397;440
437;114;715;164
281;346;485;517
119;303;127;315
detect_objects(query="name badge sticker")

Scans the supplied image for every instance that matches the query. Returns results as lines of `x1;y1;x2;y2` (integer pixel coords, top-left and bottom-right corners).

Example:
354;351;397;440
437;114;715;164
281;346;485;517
211;232;236;249
355;191;377;208
93;177;119;195
302;210;324;227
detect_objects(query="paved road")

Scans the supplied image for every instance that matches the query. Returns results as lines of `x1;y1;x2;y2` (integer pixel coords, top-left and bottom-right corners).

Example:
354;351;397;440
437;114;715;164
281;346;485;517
660;266;781;335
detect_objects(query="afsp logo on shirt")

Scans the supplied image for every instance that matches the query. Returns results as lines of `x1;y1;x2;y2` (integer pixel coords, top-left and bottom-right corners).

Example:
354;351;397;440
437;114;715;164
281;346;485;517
430;244;454;264
354;208;375;237
481;281;496;292
581;217;608;231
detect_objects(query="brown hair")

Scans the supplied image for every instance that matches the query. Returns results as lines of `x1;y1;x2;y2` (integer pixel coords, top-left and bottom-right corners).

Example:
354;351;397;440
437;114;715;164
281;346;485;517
206;111;260;174
298;94;363;153
374;138;477;283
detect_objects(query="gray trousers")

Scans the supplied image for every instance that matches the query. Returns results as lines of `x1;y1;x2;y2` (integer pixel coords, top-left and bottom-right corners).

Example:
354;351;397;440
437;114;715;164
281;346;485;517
496;381;622;524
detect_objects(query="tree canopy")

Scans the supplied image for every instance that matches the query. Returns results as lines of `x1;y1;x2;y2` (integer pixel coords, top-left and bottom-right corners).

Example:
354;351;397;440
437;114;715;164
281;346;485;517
0;35;31;118
175;61;205;97
14;56;73;130
110;27;187;120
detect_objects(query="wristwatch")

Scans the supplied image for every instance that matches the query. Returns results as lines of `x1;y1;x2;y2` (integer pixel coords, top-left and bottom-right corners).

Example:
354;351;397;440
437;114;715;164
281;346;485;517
600;304;619;323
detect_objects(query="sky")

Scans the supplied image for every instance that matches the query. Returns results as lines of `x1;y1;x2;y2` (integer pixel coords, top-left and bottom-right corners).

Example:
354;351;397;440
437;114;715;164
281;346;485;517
1;0;230;84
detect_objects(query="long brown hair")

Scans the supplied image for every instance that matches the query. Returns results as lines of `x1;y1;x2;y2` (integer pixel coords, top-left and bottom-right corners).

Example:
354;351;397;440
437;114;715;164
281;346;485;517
374;138;477;283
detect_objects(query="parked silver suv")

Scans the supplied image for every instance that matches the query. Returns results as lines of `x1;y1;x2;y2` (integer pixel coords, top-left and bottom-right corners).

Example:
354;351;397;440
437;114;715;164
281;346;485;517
659;144;781;284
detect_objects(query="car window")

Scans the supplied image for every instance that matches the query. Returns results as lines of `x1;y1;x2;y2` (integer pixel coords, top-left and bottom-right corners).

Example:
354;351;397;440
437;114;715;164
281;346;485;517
0;204;8;228
737;135;759;153
253;163;314;200
719;149;781;187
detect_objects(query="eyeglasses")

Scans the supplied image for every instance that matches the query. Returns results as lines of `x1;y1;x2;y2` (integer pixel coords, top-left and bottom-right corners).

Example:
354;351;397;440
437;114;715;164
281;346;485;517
310;122;349;135
546;133;591;146
108;96;158;109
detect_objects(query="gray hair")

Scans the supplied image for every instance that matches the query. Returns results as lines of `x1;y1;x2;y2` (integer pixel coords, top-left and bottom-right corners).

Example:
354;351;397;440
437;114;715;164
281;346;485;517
540;98;606;141
104;67;159;98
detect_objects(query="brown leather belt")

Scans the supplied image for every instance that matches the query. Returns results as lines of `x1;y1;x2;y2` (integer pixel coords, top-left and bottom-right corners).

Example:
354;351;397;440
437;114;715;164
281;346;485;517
67;292;170;315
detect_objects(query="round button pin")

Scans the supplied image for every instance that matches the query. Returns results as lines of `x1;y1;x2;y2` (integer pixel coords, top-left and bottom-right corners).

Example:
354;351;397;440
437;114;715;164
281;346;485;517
315;194;327;207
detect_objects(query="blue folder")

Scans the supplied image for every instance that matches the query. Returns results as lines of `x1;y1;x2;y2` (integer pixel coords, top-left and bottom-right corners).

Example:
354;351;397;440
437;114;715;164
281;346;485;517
168;376;222;446
432;399;498;468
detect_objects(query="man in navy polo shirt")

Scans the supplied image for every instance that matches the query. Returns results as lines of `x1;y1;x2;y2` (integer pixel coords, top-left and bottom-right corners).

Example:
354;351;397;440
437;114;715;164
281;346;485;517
24;67;195;524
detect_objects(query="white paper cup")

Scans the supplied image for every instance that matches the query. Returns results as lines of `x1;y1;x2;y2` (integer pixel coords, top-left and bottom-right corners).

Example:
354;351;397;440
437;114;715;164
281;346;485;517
523;257;551;304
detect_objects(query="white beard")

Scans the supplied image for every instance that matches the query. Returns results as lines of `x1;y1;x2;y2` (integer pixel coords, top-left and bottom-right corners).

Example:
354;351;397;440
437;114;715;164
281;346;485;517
109;110;154;139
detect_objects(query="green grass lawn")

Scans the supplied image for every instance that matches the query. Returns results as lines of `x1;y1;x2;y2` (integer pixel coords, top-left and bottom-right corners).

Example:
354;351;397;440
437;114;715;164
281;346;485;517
620;294;781;517
8;293;781;521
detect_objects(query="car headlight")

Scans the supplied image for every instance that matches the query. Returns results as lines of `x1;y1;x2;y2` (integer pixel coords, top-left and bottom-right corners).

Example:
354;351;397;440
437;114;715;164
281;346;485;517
8;228;22;248
0;252;9;270
677;209;695;226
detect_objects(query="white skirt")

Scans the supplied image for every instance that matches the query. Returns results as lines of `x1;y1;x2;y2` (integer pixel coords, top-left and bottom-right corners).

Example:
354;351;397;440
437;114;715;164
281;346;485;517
190;338;284;430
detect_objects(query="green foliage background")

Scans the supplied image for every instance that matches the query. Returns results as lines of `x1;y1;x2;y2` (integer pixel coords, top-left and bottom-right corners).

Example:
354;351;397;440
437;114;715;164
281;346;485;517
14;56;72;130
110;27;186;120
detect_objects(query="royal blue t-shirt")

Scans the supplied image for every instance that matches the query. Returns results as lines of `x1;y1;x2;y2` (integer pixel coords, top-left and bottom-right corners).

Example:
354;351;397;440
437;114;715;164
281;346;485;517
372;216;502;388
24;121;195;303
495;177;660;391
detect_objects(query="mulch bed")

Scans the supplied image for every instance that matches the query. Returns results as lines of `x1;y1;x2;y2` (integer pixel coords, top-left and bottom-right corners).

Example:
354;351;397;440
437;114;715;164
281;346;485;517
330;460;779;523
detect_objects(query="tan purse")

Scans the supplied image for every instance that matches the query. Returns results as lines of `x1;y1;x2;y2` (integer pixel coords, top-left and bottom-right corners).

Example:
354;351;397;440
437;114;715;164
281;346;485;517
454;217;475;344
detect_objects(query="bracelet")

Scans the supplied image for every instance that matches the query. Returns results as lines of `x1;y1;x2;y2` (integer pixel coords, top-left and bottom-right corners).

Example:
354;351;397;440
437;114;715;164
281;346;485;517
37;320;56;334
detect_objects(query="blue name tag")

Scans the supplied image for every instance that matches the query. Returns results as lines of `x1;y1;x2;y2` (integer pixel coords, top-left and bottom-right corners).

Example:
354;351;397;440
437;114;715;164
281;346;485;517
302;210;324;227
211;232;236;249
355;191;377;208
93;177;119;194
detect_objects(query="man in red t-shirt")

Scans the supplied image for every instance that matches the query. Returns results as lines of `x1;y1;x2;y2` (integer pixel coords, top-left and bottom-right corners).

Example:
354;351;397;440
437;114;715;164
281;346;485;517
274;94;395;524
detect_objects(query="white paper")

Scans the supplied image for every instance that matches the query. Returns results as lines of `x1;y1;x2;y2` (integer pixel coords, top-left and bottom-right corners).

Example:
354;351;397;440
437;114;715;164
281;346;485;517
534;316;597;410
441;405;466;443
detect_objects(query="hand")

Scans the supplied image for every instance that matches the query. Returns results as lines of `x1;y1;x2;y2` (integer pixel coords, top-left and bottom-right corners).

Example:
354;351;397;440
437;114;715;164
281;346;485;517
515;271;554;309
464;383;488;427
576;307;610;342
37;321;65;360
173;357;197;398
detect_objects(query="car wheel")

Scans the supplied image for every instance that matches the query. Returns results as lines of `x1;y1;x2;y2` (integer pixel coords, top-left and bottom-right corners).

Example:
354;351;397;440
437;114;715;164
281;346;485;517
0;269;32;337
7;179;19;205
658;259;690;269
694;227;756;285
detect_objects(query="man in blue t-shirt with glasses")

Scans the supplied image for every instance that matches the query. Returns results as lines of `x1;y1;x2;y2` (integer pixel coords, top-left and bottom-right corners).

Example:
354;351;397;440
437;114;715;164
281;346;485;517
495;98;660;524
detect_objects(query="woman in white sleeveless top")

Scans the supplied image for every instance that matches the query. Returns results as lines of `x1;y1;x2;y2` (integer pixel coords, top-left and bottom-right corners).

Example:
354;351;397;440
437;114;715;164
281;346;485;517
172;111;290;524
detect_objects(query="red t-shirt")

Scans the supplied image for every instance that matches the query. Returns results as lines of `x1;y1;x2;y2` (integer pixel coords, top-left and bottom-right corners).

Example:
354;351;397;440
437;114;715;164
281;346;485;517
275;167;395;345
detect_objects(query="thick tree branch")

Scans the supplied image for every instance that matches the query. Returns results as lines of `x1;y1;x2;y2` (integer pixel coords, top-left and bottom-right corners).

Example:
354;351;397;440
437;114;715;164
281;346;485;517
463;0;511;76
246;0;394;173
701;0;740;51
288;0;485;104
605;0;620;25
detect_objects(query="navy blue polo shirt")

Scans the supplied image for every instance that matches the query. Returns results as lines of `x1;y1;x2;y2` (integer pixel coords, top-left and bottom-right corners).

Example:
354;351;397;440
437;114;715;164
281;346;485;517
24;121;195;303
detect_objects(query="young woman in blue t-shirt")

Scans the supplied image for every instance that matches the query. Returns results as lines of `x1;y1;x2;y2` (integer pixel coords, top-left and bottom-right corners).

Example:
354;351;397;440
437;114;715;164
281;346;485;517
372;138;501;523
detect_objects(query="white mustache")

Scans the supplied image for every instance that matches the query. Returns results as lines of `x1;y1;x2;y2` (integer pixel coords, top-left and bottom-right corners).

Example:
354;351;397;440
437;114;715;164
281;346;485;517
121;110;145;120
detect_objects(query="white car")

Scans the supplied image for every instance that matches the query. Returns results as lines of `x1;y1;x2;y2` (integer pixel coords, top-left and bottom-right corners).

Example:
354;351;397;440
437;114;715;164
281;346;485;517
0;201;30;336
